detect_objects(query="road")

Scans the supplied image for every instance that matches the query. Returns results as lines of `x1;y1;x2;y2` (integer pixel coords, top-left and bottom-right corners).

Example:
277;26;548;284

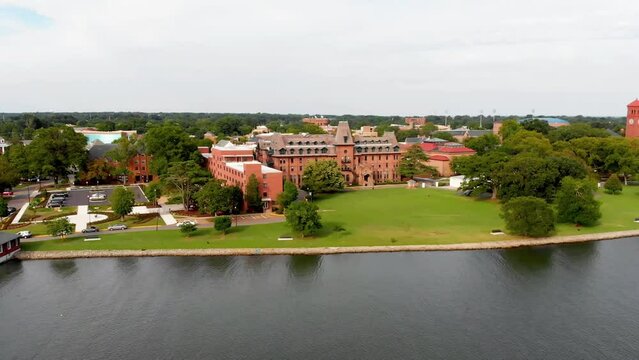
21;212;285;242
7;181;56;209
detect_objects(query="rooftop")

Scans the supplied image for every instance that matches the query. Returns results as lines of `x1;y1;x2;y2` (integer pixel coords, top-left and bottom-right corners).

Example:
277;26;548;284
225;161;282;174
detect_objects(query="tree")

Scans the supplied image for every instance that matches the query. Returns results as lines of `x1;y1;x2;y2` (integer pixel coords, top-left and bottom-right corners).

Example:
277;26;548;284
27;126;88;184
521;119;552;135
302;160;346;193
548;124;609;143
245;174;262;212
143;123;199;175
194;180;242;215
0;197;8;218
497;154;560;202
47;218;74;238
107;135;140;184
82;159;114;184
451;149;510;199
498;119;523;141
398;144;436;178
501;197;555;237
502;130;553;156
277;180;299;210
0;155;20;192
285;201;322;238
144;181;162;205
110;186;135;220
555;177;601;226
604;174;623;195
465;134;500;155
179;222;198;237
162;160;211;209
214;216;232;235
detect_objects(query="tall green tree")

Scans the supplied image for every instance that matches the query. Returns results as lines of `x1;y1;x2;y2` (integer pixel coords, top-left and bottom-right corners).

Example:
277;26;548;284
143;123;199;175
285;201;322;238
0;197;8;218
110;186;136;220
0;155;20;191
162;160;211;209
452;150;510;199
464;134;500;155
107;135;140;184
398;144;436;178
302;160;345;193
501;196;555;237
277;180;299;210
555;177;601;226
245;174;262;212
498;119;523;141
27;126;88;184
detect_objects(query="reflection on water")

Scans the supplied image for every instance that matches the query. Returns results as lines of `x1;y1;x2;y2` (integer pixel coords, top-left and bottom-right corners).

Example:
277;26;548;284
556;242;598;265
499;247;554;273
0;260;23;285
287;255;322;279
50;260;78;278
203;256;237;277
116;257;139;272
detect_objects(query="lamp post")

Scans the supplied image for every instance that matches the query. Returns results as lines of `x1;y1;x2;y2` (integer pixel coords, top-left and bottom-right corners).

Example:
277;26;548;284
155;188;159;231
234;205;238;227
309;191;313;202
86;181;90;226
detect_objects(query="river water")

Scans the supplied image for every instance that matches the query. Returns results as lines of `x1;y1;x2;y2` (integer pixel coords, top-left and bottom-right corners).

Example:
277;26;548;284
3;238;639;359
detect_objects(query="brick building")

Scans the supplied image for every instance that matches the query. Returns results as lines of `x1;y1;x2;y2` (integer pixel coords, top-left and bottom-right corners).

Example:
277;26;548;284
208;141;283;211
405;117;427;128
626;99;639;138
87;144;154;183
302;117;331;127
256;121;401;187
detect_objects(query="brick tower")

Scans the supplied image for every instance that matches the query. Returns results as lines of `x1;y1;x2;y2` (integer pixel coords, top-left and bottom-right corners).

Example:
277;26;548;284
626;99;639;138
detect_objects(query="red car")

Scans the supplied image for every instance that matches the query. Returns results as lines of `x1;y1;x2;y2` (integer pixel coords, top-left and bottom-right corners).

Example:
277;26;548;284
2;191;14;197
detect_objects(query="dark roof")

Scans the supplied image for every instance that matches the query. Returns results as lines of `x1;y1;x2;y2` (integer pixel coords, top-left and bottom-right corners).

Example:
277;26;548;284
88;144;117;161
0;232;18;244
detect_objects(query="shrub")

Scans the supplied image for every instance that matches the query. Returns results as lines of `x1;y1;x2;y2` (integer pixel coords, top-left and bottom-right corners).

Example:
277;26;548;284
501;196;555;237
179;222;197;237
214;216;232;234
285;201;322;237
604;174;623;195
556;177;601;226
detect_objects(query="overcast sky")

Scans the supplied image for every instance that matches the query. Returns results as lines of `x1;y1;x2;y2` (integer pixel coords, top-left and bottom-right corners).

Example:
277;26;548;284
1;0;638;116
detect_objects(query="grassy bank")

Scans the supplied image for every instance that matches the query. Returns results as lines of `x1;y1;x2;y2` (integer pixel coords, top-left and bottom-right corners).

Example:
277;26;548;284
22;187;639;251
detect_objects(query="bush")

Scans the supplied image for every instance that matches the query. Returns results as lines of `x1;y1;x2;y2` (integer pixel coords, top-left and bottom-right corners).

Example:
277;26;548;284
179;222;197;237
47;218;74;237
604;174;623;195
285;201;322;237
214;216;232;234
501;196;555;237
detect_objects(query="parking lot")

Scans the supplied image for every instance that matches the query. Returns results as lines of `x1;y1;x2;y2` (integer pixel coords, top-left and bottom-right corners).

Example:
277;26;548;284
50;186;148;206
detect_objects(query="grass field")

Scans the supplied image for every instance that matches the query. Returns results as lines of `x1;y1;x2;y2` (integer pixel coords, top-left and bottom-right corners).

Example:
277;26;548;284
21;187;639;251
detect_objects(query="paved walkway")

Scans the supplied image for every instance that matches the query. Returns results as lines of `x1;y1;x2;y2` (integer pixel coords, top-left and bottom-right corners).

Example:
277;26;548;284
11;203;30;225
66;205;108;233
159;205;177;225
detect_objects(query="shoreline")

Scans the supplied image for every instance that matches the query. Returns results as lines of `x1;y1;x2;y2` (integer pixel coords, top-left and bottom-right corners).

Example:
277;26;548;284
15;229;639;260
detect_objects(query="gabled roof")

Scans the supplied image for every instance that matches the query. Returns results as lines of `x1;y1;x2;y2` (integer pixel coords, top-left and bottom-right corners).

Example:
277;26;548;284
629;99;639;107
88;144;117;161
0;231;19;244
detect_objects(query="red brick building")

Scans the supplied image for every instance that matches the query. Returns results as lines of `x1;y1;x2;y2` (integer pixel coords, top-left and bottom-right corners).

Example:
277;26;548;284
256;121;401;187
626;99;639;138
88;144;154;183
405;117;427;128
302;117;331;127
208;141;283;211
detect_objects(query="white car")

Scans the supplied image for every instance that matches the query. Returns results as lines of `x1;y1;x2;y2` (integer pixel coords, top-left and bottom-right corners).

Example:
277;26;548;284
176;220;197;227
89;193;107;201
16;230;32;239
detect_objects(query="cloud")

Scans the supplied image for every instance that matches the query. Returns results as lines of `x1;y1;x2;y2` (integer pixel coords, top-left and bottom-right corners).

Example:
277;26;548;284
0;0;638;115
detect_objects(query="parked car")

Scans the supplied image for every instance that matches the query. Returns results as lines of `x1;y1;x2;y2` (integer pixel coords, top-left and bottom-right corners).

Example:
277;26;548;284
2;191;14;197
51;192;68;198
48;202;63;208
16;230;32;239
107;224;128;231
176;220;197;227
7;207;17;214
89;193;107;201
82;226;100;233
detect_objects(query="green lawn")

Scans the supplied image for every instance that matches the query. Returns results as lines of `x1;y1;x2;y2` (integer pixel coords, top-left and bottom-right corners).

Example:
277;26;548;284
21;187;639;251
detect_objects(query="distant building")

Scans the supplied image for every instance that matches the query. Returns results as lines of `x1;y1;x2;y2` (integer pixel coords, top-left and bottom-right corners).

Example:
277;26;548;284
435;127;492;142
302;117;331;127
256;121;401;187
73;128;137;144
405;117;427;128
207;141;283;212
0;232;20;264
354;126;378;137
626;99;639;138
87;143;154;183
519;117;570;128
204;132;218;143
419;142;476;177
0;137;31;155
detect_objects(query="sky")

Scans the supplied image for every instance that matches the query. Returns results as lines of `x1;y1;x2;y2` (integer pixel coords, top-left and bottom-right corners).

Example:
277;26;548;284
0;0;638;116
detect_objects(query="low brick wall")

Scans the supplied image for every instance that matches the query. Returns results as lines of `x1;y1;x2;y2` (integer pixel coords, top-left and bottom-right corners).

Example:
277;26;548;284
16;229;639;260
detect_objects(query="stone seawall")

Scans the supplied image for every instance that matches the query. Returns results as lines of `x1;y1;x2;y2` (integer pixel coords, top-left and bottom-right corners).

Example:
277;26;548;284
16;229;639;260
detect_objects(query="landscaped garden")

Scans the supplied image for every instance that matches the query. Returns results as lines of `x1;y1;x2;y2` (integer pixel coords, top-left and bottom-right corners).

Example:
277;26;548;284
21;187;639;251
